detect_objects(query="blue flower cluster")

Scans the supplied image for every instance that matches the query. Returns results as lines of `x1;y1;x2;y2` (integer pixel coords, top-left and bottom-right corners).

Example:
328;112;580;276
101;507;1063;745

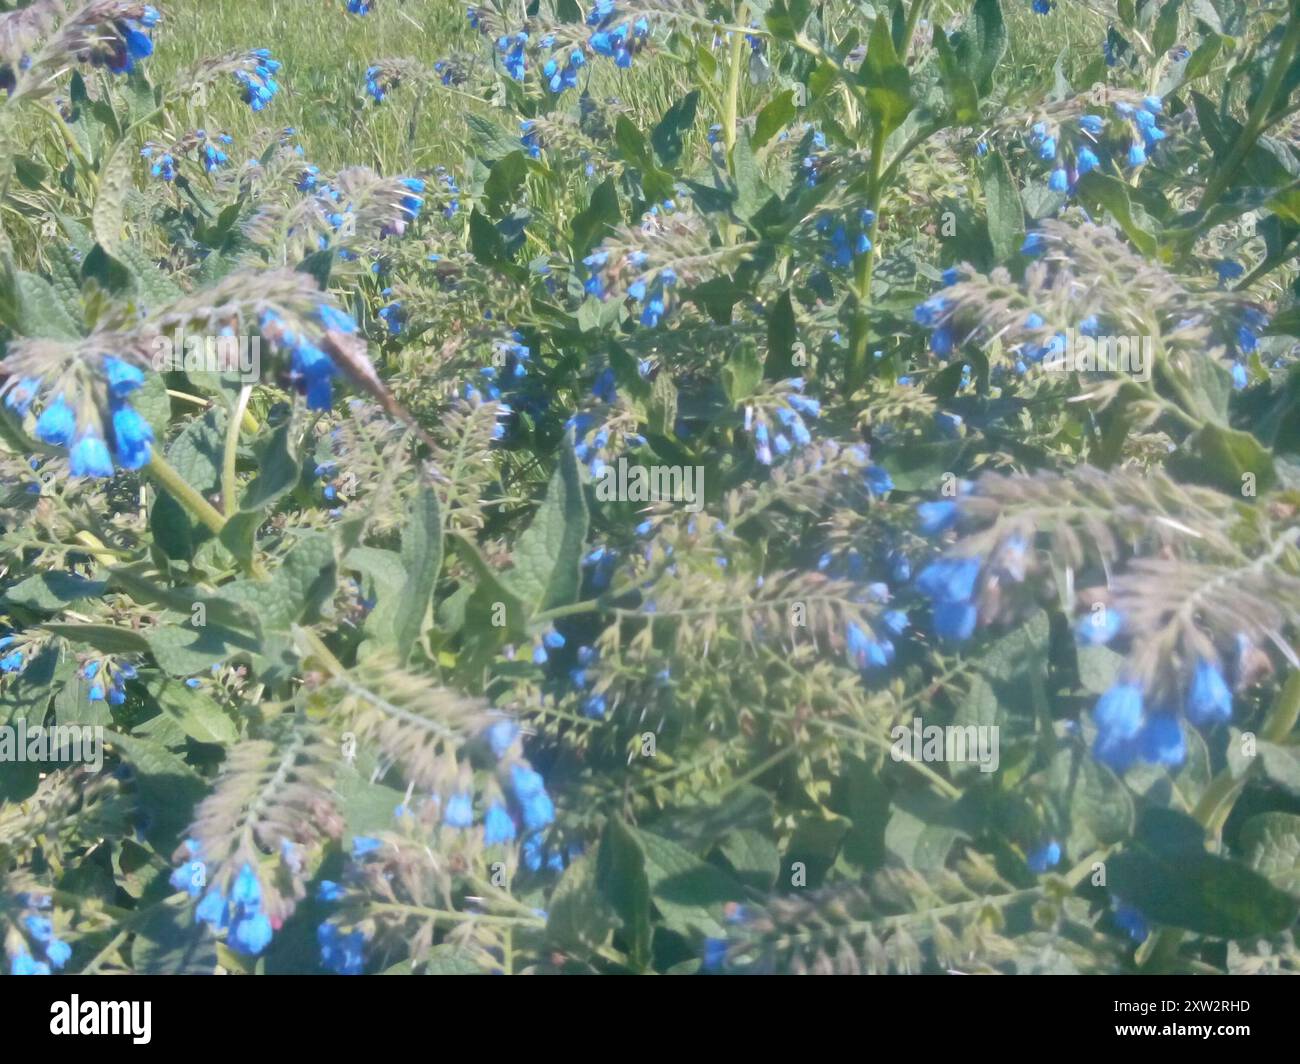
169;842;275;955
259;304;358;412
81;658;136;706
364;64;395;103
815;209;874;270
141;144;176;181
538;37;586;93
587;2;651;69
89;5;160;75
745;382;820;466
495;31;529;80
347;0;375;12
8;896;71;975
1080;607;1237;773
236;49;280;111
583;243;679;328
0;633;25;673
520;119;542;159
377;293;405;335
198;130;232;173
6;355;154;478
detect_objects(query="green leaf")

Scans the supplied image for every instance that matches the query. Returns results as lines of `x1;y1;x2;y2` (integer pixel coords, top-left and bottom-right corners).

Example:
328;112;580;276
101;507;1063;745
951;0;1007;95
1176;423;1276;495
1074;172;1158;257
509;440;588;614
149;676;238;744
5;572;107;611
595;818;653;969
1241;812;1300;895
631;827;743;938
12;270;82;339
751;89;797;150
1258;741;1300;796
764;290;799;380
42;623;150;656
933;27;981;124
484;150;528;217
570;177;621;258
546;854;619;954
858;14;913;138
465;113;523;162
131;901;218;974
166;407;226;496
1109;846;1299;938
92;139;135;253
81;243;137;298
1048;747;1135;855
651;91;699;166
216;533;337;635
392;486;442;663
980;151;1023;263
721;339;764;404
144;620;260;678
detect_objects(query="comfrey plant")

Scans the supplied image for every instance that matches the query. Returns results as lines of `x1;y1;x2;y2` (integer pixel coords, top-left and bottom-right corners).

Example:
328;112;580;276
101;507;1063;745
0;0;1299;979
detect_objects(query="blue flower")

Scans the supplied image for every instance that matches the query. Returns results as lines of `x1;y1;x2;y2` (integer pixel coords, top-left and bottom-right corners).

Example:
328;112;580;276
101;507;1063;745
45;939;71;970
932;600;978;642
1027;840;1061;873
487;719;519;759
484;802;517;844
196;889;229;929
917;500;959;536
317;881;346;902
35;396;76;447
916;557;981;604
1021;231;1046;256
1112;903;1149;942
1136;713;1186;767
231;864;262;909
10;951;50;975
1186;659;1232;725
846;621;893;671
1075;605;1122;645
229;911;273;955
318;922;366;974
444;792;474;828
111;406;154;469
1092;682;1144;769
351;835;382;858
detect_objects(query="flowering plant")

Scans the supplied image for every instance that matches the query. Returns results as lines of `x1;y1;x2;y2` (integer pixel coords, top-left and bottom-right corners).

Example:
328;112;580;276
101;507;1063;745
0;0;1298;977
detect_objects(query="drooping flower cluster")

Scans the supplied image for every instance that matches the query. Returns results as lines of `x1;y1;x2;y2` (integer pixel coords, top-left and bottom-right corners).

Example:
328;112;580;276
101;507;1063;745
169;843;275;955
235;49;281;111
80;658;138;706
587;1;650;69
81;3;161;75
141;130;233;183
6;895;72;975
259;303;360;412
3;354;154;479
815;209;875;270
744;380;821;466
1023;96;1167;192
